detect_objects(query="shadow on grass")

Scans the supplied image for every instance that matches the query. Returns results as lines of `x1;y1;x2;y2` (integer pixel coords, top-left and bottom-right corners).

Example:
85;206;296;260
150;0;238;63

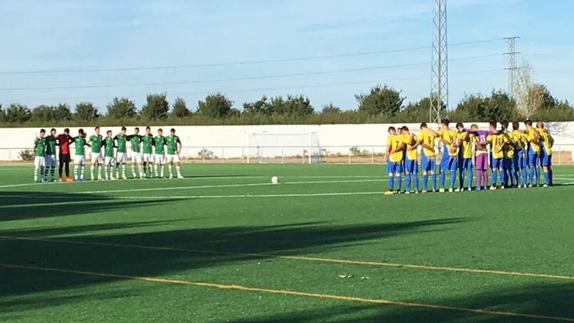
231;282;574;323
0;191;174;222
0;218;465;314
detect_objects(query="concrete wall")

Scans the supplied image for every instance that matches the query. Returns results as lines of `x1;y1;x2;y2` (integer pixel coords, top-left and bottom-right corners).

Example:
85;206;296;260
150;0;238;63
1;122;574;161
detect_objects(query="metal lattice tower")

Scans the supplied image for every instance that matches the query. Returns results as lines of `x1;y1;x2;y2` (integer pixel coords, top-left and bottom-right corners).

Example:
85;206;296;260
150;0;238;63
430;0;448;123
504;36;520;99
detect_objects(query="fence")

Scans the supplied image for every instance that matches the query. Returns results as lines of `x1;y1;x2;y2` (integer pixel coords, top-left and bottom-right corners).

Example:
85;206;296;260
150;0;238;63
3;144;574;165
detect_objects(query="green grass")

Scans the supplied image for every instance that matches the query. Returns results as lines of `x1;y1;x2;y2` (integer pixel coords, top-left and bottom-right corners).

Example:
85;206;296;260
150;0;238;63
1;164;574;322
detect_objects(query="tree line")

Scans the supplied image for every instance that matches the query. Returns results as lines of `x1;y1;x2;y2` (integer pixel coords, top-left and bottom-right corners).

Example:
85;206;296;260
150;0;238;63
0;84;572;127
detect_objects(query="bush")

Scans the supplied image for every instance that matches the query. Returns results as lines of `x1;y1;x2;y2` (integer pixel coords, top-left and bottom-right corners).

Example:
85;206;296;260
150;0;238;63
19;149;34;161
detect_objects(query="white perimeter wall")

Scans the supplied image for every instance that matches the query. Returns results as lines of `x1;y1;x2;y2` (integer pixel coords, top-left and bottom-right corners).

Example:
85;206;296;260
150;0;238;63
1;122;574;161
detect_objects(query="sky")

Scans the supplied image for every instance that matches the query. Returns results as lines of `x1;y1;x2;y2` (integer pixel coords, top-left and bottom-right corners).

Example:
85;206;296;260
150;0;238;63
0;0;572;112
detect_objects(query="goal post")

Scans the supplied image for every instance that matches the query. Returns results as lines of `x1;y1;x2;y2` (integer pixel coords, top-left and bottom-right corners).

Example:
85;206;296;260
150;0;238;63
247;132;322;164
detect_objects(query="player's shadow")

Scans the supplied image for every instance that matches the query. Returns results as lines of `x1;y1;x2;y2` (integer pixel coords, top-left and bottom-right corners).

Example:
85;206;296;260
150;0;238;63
0;191;175;222
0;217;466;315
229;282;574;322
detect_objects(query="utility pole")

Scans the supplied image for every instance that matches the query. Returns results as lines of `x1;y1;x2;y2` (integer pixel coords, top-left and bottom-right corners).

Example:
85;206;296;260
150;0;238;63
504;36;520;100
430;0;448;123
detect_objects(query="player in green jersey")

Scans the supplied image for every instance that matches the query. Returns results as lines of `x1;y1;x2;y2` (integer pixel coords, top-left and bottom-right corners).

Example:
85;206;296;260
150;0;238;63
103;130;117;180
33;129;47;182
166;128;183;179
141;126;154;177
89;126;104;180
153;128;167;178
114;127;129;179
43;128;58;182
129;127;144;178
73;129;90;181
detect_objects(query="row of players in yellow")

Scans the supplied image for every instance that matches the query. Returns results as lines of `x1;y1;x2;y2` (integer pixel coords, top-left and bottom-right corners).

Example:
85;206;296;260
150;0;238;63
384;119;554;194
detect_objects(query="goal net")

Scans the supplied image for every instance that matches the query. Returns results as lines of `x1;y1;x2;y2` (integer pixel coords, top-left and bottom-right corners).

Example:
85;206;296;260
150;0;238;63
247;132;322;164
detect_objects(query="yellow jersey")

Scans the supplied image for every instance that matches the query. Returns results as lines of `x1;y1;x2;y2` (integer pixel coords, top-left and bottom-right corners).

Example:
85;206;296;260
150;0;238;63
403;133;418;161
526;127;541;153
387;134;404;163
538;129;554;155
438;128;459;157
501;131;514;159
417;130;436;158
511;130;528;151
487;133;506;159
457;131;474;159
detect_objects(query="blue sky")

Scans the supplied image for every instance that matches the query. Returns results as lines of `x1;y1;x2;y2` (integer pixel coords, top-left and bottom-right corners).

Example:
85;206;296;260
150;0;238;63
0;0;572;112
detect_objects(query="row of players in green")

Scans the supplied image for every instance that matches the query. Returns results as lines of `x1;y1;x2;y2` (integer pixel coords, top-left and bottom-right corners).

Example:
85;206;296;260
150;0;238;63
34;126;183;182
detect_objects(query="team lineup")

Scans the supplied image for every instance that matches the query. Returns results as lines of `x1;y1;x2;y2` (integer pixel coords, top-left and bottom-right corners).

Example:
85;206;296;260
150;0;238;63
32;126;184;182
386;119;555;194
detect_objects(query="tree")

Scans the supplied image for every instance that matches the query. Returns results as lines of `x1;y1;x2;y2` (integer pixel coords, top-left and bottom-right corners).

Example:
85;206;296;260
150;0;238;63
197;93;233;118
321;103;342;114
356;85;404;117
6;104;32;123
31;105;56;122
74;102;99;121
54;103;73;121
107;97;137;119
172;97;191;118
243;96;274;115
141;93;169;120
276;95;314;116
454;91;518;122
396;97;435;122
0;104;6;123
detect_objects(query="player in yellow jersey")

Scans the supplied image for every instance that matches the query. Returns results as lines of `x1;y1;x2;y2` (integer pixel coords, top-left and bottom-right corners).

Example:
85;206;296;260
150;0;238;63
418;123;437;192
455;122;474;191
525;119;541;186
500;121;515;188
537;121;554;186
511;122;528;187
437;119;459;192
386;127;405;194
402;126;419;194
486;122;506;190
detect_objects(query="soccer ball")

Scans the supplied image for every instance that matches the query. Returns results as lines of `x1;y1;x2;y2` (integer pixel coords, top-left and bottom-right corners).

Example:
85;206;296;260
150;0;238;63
271;176;279;184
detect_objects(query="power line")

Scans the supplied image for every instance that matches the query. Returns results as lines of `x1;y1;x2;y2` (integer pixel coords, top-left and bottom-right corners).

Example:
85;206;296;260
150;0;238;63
0;39;505;75
5;67;506;104
0;53;504;92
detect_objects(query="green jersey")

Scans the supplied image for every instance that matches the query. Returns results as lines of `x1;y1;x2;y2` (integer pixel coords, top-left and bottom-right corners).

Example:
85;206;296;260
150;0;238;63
114;134;128;153
34;138;47;157
89;134;103;153
129;135;142;153
103;137;115;157
165;135;181;155
45;135;57;155
142;135;154;154
74;136;87;156
154;136;166;154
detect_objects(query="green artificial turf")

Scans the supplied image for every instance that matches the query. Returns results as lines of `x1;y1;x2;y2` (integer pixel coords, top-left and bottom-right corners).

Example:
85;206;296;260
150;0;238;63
1;164;573;322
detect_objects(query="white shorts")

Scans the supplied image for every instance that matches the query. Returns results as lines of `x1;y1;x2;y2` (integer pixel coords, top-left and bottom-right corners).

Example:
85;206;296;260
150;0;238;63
116;152;127;163
143;153;152;162
131;152;142;163
104;156;115;166
34;156;45;168
45;154;56;167
166;154;180;163
154;154;165;165
91;152;103;163
74;155;85;165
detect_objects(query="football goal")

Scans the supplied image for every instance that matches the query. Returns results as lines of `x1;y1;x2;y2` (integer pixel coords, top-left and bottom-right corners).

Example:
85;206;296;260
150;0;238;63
247;132;322;164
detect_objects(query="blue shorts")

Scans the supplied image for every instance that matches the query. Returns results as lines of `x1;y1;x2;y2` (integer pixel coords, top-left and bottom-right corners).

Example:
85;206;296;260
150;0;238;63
458;157;472;171
491;158;503;169
513;150;526;169
542;153;552;167
442;156;458;172
421;153;436;172
528;152;540;168
503;158;512;171
405;159;418;174
387;161;403;174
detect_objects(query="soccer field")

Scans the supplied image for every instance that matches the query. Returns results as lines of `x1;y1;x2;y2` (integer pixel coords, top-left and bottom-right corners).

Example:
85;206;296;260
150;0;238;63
1;164;574;322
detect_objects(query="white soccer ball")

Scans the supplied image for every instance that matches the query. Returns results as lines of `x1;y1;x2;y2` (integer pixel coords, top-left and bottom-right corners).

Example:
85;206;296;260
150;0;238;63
271;176;279;184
